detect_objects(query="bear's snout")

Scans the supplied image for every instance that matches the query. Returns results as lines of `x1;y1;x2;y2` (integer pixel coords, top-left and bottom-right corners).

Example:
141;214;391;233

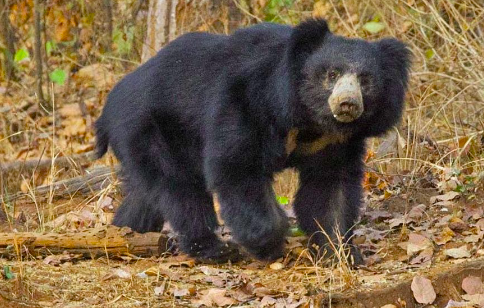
328;74;363;123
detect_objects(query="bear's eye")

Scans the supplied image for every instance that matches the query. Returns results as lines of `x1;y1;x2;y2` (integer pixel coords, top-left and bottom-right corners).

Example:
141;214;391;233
328;70;339;81
359;74;373;87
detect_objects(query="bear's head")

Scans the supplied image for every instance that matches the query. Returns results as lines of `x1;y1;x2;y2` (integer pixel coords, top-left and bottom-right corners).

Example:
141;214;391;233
288;19;411;137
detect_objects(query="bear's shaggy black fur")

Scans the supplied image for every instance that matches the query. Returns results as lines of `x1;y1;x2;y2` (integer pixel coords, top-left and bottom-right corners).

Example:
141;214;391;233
95;19;411;264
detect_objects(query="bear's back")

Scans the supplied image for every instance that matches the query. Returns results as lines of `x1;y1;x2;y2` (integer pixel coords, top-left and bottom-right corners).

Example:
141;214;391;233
227;23;292;56
100;23;294;135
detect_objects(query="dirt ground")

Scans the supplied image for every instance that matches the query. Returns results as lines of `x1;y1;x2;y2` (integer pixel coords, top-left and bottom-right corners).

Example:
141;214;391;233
1;177;484;308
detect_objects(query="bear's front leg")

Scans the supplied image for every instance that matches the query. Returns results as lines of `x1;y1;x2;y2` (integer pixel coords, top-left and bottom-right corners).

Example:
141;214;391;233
293;142;365;266
204;106;289;261
216;178;289;261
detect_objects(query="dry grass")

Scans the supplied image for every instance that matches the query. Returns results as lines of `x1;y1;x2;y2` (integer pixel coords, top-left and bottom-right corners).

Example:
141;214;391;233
0;0;483;306
1;0;482;200
275;0;482;198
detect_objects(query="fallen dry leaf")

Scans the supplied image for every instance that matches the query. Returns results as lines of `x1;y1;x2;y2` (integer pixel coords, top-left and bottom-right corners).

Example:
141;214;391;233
435;215;453;228
463;204;484;221
58;104;82;118
161;259;195;270
444;299;474;308
199;266;224;276
43;253;82;266
253;285;277;298
154;284;165;296
461;294;484;307
410;248;433;266
389;216;406;229
260;296;277;307
462;276;484;295
204;275;226;288
233;284;255;302
376;129;406;157
138;267;180;280
464;233;483;243
475;219;484;230
411;275;436;304
430;191;460;204
434;200;456;207
364;254;382;266
99;196;114;211
173;288;191;297
195;288;237;307
444;246;471;259
59;117;87;137
408;204;426;220
364;210;393;222
434;227;456;245
75;64;115;91
406;233;433;257
102;268;131;280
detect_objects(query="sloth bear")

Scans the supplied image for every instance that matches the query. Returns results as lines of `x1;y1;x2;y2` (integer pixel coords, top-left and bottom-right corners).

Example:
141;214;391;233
95;19;411;264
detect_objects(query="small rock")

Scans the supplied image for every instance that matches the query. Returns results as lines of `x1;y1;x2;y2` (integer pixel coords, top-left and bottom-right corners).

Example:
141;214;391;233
269;262;284;270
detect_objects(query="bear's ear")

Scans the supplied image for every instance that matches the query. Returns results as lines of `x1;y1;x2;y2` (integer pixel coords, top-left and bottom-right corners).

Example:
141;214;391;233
289;18;331;60
378;38;412;86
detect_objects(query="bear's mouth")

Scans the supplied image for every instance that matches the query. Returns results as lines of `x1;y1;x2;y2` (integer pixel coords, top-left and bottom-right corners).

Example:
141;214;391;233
333;112;358;123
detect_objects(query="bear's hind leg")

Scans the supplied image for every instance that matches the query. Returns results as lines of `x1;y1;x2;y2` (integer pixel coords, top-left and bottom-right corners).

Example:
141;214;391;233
110;120;239;263
159;181;241;263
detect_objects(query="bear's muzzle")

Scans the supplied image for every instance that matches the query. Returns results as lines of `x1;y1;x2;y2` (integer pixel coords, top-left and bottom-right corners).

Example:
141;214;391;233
328;73;363;123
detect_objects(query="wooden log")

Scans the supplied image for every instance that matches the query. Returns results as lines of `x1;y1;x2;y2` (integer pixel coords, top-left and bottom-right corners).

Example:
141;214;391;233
0;225;170;259
1;165;119;204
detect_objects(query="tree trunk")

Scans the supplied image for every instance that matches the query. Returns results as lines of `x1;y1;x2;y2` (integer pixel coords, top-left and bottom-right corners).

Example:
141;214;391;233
141;0;178;62
33;0;45;106
103;0;113;52
0;0;16;81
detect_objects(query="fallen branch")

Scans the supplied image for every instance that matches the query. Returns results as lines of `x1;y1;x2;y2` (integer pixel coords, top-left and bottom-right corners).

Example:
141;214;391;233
1;165;119;204
0;151;95;194
1;152;94;175
0;225;170;259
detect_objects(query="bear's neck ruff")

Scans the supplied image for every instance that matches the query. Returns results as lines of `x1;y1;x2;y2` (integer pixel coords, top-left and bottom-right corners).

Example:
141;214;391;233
285;128;349;156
